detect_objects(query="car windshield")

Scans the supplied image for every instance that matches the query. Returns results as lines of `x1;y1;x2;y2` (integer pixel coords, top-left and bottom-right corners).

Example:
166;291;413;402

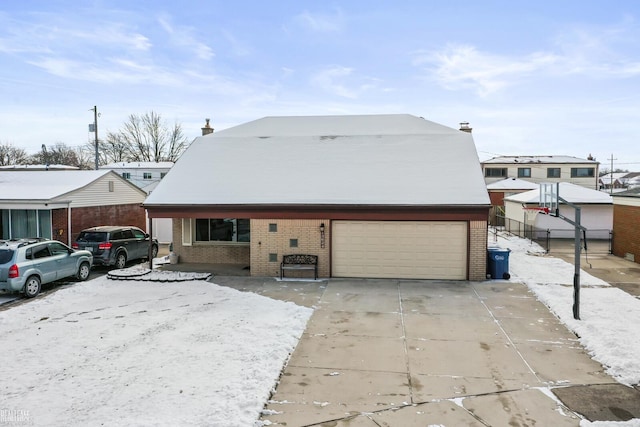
76;232;108;242
0;249;15;264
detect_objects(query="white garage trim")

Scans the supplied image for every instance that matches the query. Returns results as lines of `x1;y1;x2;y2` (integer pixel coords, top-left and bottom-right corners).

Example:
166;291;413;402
332;221;468;280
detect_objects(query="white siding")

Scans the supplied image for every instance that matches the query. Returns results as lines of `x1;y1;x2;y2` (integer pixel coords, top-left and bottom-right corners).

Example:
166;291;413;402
54;172;146;208
504;200;612;239
484;163;599;189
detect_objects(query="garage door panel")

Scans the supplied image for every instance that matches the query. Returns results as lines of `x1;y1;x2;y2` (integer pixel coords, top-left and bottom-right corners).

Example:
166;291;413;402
332;221;467;280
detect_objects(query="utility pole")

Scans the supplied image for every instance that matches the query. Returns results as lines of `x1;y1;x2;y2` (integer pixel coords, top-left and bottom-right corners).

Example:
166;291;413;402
90;106;99;170
608;153;617;194
41;144;48;170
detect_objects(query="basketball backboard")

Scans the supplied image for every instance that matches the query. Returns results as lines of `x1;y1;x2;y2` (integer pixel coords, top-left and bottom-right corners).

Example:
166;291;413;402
540;182;559;216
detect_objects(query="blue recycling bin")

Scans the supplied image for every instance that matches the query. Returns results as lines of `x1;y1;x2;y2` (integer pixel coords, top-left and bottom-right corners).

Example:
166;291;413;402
487;248;511;280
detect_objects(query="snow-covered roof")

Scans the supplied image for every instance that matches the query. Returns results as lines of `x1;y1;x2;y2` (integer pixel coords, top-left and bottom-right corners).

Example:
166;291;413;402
0;164;79;170
486;177;538;191
144;114;490;206
612;187;640;198
483;155;597;165
599;172;629;181
504;182;613;204
0;170;115;200
101;162;174;169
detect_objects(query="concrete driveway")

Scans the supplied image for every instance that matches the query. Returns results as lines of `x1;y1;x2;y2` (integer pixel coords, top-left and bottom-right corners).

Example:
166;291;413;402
214;276;628;426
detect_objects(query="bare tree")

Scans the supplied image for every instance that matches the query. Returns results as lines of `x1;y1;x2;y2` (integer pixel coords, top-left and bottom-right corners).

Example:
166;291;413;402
30;142;93;169
0;142;29;166
73;145;95;170
102;111;189;163
98;133;129;164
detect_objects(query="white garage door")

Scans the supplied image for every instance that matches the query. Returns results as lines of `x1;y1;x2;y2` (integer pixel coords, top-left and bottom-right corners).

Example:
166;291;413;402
332;221;467;280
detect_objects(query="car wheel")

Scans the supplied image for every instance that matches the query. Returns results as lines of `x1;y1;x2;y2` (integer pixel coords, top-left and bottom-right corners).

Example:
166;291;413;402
151;244;159;259
77;262;91;281
115;253;127;269
24;276;41;298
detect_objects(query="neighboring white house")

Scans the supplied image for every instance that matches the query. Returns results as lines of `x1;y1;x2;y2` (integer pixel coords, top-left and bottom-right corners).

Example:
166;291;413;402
100;162;174;243
482;155;600;189
504;182;613;239
0;170;147;245
100;162;174;192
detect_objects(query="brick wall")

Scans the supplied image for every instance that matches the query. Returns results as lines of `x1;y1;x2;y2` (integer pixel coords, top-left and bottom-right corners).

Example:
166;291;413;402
52;204;146;243
613;205;640;263
489;192;504;205
469;220;488;281
70;204;146;242
51;208;68;243
250;219;330;278
172;219;251;265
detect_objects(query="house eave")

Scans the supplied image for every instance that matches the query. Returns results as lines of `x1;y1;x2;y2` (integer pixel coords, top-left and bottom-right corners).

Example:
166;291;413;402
144;203;491;221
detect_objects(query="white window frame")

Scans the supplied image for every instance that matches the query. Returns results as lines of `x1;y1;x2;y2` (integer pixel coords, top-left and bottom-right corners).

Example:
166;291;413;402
181;218;192;246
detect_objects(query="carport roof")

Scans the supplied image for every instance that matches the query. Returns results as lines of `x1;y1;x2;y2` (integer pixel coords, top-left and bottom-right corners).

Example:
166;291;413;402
0;170;129;201
145;114;490;207
486;178;538;191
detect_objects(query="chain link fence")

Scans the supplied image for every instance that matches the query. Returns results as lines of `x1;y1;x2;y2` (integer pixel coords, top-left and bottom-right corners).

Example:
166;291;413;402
492;213;612;254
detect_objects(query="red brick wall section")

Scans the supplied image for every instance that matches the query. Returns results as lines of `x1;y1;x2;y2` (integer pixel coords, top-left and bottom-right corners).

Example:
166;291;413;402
51;208;68;243
489;192;504;205
613;205;640;264
57;204;147;242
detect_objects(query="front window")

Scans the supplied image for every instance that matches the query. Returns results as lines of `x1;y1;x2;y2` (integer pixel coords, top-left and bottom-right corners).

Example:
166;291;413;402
517;168;531;178
122;172;131;179
195;219;250;242
547;168;561;178
143;172;152;180
571;167;595;178
1;209;51;239
485;168;507;177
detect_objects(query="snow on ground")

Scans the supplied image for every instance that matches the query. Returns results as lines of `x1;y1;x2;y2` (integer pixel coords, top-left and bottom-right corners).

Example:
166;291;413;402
2;236;640;426
491;230;640;387
0;273;312;426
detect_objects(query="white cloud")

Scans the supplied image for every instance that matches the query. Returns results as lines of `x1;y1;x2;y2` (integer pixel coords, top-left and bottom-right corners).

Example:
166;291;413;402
221;29;251;57
27;57;180;86
294;8;344;33
418;20;640;97
157;14;214;61
311;66;357;98
414;44;559;97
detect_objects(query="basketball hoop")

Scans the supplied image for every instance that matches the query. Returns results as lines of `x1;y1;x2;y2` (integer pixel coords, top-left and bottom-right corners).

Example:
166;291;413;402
522;206;550;215
522;205;549;227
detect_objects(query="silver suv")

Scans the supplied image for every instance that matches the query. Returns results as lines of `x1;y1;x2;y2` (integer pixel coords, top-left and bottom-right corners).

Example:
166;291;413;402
0;239;93;298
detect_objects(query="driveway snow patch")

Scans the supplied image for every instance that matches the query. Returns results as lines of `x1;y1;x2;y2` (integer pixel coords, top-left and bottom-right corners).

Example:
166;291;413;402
0;276;312;426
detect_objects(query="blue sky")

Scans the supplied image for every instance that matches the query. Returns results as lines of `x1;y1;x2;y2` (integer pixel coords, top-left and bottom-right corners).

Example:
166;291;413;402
1;1;639;169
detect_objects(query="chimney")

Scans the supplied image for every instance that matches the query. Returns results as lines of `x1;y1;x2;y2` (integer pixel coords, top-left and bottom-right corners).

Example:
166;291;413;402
459;122;472;133
201;118;214;136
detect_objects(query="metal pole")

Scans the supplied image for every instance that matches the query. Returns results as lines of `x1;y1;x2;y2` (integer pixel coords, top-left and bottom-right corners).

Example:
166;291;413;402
93;106;99;170
573;207;581;320
148;216;154;268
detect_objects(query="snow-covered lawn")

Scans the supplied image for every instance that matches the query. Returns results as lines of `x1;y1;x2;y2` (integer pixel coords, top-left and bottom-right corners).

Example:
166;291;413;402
0;272;312;426
1;235;639;426
491;230;640;387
